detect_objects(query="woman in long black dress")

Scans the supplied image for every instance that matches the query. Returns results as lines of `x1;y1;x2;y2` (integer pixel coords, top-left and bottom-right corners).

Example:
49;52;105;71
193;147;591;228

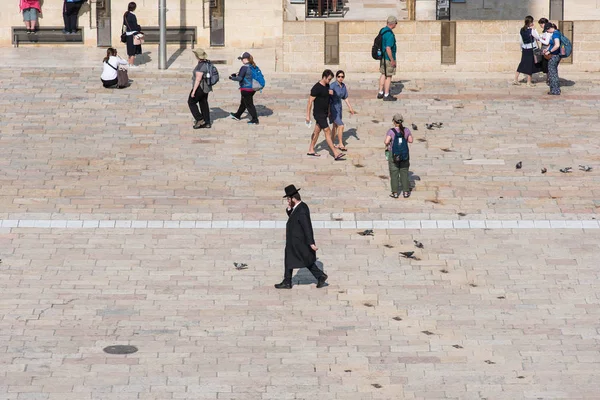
123;2;142;68
513;16;541;87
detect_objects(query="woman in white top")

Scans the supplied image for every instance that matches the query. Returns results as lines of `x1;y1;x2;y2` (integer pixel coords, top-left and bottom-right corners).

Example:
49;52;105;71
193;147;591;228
101;48;128;88
513;15;542;87
537;17;552;82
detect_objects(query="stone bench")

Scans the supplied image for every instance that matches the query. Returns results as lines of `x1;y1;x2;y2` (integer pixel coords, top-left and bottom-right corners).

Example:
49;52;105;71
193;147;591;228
141;27;197;48
12;27;84;47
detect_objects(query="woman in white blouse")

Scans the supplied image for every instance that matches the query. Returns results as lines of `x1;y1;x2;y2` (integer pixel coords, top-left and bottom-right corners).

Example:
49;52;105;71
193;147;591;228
101;48;128;88
513;15;541;87
537;18;552;83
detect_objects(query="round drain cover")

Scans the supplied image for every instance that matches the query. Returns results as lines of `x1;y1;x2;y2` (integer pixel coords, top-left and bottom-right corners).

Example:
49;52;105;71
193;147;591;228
103;345;138;355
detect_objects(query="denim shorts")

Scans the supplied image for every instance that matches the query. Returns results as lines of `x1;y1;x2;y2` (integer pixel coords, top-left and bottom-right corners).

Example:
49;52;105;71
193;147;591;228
23;8;38;21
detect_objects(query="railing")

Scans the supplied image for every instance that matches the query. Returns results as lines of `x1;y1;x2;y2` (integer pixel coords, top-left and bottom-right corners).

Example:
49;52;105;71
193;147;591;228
306;0;346;18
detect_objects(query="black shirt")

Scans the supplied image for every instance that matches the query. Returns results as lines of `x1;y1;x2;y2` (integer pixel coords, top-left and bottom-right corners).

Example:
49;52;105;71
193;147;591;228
311;82;330;117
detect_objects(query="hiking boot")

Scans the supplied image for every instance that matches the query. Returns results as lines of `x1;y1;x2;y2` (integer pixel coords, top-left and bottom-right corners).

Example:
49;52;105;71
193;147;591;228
383;95;397;101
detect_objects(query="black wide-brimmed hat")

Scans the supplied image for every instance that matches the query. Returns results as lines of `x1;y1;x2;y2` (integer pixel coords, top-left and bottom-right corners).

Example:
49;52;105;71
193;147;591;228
283;184;301;198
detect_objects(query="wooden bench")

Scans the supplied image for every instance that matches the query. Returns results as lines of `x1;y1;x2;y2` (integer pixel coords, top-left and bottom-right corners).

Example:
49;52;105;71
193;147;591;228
12;26;84;47
141;27;197;48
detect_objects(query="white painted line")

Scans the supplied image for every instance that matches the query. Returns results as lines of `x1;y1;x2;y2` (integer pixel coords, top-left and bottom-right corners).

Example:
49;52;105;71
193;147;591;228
0;220;598;230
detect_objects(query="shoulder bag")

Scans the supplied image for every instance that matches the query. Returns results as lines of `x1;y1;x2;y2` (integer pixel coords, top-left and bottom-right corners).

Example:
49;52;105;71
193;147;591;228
105;60;129;88
531;32;543;64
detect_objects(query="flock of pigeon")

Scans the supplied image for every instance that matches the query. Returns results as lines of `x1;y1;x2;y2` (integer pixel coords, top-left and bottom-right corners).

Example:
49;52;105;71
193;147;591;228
358;230;424;261
515;161;593;174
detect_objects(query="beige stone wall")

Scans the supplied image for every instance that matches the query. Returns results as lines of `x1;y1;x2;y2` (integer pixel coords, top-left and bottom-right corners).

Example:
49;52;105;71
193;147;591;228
1;0;282;48
450;0;600;21
282;20;600;73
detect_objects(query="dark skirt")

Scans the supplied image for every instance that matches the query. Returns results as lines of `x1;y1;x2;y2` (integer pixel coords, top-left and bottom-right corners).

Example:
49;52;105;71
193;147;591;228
517;48;540;76
126;35;142;57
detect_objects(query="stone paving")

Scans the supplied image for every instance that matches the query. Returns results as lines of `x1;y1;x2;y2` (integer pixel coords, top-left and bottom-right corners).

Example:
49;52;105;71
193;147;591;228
1;48;600;399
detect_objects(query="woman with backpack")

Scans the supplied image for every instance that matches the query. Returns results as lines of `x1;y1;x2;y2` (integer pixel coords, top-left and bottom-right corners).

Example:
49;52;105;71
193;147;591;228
384;114;413;199
542;22;562;95
229;52;259;125
513;16;541;87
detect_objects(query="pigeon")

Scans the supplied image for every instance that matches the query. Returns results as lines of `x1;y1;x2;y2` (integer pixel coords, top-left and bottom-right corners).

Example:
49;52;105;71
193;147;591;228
432;122;443;128
425;123;434;130
433;98;441;101
541;168;547;174
358;229;374;236
413;240;424;249
441;148;453;152
579;165;593;172
516;161;522;169
233;262;248;270
560;167;572;173
417;138;427;142
400;251;415;259
411;123;418;131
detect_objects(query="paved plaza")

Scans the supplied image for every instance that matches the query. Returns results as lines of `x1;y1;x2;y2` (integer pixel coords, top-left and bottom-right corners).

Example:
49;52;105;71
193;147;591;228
1;47;600;399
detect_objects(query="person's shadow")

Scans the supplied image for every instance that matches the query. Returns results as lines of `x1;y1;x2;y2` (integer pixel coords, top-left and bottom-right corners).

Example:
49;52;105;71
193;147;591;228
390;80;408;96
408;171;421;191
314;127;359;154
292;261;326;286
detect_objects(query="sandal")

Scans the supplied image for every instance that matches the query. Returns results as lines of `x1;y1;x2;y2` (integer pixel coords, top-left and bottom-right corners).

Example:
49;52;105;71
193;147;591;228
389;192;399;198
307;153;321;157
339;146;348;152
403;191;411;198
334;153;346;161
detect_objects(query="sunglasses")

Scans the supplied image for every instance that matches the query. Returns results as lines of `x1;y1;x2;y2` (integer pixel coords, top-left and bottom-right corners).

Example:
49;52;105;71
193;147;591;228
337;75;345;78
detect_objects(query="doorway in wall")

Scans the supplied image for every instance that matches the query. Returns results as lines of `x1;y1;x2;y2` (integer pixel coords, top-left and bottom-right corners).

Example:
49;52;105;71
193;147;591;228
549;0;564;21
97;0;111;47
210;0;225;46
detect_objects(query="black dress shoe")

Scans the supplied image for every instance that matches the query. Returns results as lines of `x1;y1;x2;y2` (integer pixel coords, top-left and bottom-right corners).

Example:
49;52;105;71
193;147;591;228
274;281;292;289
316;274;328;289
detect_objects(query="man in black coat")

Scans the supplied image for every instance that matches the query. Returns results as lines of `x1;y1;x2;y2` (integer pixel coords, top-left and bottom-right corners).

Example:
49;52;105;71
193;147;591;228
275;185;328;289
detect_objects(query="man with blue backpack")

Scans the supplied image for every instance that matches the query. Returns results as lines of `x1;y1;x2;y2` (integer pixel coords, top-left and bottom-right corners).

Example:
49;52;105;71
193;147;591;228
372;16;398;102
229;52;265;125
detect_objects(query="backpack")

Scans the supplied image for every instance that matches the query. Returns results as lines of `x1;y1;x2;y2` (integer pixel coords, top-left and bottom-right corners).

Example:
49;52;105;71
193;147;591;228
559;32;572;58
391;128;409;164
250;65;266;91
204;61;220;87
372;28;391;60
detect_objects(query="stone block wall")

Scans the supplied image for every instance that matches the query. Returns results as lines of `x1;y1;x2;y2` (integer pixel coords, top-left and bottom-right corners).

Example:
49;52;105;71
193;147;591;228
282;19;600;73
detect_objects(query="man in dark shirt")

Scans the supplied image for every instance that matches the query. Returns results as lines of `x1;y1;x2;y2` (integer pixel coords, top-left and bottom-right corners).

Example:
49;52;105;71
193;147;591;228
305;70;345;161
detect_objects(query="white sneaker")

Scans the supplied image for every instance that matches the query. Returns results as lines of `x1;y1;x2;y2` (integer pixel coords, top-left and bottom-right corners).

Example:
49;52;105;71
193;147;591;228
128;64;139;69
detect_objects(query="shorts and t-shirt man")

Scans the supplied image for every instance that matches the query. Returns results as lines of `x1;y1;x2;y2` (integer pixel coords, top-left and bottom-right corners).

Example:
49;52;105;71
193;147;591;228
379;25;397;76
310;81;330;129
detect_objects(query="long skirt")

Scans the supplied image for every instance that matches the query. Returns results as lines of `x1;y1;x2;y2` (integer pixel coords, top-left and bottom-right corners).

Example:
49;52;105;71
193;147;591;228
516;48;540;76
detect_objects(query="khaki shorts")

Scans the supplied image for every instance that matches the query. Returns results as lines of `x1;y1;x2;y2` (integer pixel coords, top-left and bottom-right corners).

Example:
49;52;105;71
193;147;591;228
380;59;396;77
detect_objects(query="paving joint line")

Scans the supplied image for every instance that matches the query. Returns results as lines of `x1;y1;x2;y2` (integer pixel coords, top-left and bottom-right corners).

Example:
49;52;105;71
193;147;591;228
0;219;598;230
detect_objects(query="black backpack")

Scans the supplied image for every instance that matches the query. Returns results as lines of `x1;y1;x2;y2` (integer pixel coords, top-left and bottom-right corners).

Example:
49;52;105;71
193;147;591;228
372;28;391;60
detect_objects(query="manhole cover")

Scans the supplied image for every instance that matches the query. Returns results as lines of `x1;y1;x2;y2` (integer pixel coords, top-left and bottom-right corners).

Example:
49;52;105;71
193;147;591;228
103;345;138;355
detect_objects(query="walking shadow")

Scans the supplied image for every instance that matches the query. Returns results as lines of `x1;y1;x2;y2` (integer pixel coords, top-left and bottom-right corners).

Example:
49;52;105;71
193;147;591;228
255;105;274;117
314;127;360;154
210;107;230;121
292;261;326;286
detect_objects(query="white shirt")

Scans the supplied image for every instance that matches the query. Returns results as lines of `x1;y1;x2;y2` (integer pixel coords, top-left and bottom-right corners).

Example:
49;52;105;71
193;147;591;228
101;56;128;81
519;28;540;49
539;31;552;48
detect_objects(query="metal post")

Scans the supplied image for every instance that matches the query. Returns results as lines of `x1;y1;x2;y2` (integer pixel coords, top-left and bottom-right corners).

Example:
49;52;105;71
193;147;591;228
158;0;167;69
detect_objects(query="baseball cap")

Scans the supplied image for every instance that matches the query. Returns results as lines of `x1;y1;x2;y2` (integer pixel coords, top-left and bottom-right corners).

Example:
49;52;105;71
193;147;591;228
237;52;252;60
392;113;404;123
